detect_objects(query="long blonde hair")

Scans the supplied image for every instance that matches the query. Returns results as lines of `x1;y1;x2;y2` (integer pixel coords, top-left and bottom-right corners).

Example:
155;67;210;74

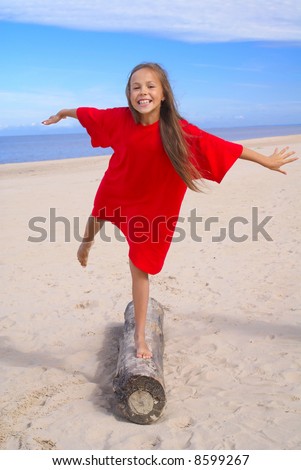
125;63;202;191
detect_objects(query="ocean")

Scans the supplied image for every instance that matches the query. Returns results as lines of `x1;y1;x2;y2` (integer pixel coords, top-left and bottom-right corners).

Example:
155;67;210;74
0;124;300;165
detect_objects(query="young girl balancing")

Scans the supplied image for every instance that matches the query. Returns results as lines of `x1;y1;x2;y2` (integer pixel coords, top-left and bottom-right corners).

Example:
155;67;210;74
42;62;297;359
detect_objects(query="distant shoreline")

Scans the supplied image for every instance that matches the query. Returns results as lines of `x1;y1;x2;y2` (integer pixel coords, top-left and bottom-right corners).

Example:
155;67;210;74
1;124;301;165
1;134;300;174
1;122;300;138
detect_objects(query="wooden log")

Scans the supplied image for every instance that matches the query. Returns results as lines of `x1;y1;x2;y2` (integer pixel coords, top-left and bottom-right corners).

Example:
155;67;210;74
113;298;166;424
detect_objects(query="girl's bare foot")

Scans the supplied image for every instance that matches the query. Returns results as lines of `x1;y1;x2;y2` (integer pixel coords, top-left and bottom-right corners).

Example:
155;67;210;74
135;333;152;359
77;241;94;267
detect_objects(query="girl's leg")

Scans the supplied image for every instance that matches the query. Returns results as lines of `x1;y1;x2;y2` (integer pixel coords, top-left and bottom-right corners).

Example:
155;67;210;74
77;215;104;267
129;259;152;359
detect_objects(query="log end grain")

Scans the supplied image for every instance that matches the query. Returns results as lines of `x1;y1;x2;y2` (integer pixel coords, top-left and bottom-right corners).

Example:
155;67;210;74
113;298;166;424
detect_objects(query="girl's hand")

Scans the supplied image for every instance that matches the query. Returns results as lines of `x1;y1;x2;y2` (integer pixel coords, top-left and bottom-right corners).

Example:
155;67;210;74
42;113;65;125
42;109;77;125
266;147;298;175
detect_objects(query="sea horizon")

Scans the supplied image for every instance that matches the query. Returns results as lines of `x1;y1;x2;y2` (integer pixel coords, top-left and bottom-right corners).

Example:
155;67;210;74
1;123;300;165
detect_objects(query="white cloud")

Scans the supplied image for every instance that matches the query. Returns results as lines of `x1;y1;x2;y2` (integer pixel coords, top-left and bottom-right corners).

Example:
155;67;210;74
0;0;301;42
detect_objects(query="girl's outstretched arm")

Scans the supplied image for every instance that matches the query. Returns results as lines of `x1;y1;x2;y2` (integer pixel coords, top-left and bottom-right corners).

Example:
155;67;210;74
42;109;78;125
240;146;298;175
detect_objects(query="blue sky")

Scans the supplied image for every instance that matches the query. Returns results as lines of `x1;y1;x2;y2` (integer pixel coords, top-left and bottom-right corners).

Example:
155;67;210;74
0;0;301;135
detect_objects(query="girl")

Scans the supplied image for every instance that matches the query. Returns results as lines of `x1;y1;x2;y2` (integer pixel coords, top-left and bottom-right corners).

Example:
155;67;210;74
42;62;297;359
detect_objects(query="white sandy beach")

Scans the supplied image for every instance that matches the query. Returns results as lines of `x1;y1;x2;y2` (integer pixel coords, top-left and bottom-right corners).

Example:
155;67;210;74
1;134;301;450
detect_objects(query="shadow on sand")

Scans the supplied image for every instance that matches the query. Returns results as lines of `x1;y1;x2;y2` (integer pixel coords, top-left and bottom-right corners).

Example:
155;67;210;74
90;322;128;422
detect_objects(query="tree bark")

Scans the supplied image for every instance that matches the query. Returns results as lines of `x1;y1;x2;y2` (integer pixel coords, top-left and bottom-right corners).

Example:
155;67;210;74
113;298;166;424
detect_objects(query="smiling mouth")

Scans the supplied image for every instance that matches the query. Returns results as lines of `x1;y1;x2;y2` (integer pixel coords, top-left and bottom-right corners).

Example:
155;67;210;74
137;99;152;105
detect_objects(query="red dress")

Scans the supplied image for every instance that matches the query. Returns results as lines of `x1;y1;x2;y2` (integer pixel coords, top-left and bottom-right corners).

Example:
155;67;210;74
77;107;243;274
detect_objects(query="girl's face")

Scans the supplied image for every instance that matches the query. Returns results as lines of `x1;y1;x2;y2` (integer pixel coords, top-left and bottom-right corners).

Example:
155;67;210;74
129;68;165;125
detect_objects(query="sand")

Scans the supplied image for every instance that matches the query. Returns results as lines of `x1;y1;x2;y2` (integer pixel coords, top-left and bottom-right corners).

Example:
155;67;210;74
1;135;300;450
